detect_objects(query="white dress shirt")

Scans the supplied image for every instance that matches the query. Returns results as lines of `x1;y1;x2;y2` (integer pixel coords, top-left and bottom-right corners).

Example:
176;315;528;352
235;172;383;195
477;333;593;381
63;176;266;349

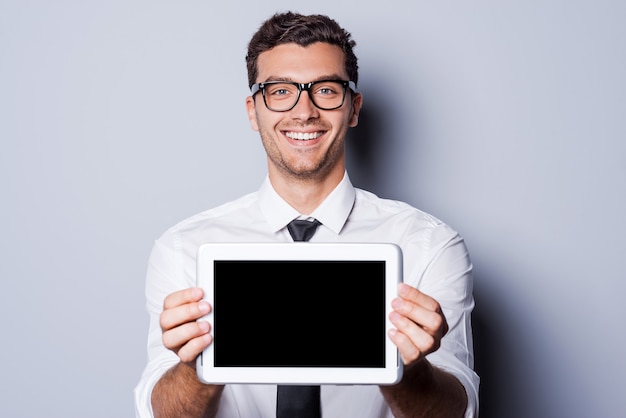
135;173;479;417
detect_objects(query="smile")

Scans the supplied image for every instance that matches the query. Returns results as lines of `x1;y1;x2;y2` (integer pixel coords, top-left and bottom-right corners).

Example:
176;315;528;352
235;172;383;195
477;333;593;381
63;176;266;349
285;131;324;141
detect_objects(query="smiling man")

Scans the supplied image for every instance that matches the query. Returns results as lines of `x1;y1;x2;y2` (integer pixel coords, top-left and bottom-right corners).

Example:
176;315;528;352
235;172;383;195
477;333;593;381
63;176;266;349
135;11;479;418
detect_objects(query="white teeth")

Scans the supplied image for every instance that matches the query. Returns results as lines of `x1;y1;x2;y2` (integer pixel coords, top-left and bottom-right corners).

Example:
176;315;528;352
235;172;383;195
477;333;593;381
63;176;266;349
285;131;322;141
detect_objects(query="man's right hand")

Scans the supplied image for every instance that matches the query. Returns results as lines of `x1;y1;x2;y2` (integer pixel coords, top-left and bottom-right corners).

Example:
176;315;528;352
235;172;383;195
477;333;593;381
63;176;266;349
160;287;213;364
153;288;223;417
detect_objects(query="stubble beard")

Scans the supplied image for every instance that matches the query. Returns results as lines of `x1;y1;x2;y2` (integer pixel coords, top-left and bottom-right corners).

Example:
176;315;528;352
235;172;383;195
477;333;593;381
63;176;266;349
259;127;346;183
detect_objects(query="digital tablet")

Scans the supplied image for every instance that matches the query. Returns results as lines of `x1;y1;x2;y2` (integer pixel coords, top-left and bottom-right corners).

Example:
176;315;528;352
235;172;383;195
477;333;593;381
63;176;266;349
196;242;403;385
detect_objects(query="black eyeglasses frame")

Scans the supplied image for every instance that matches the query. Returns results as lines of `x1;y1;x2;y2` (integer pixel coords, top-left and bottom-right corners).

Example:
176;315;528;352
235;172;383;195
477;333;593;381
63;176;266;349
250;79;357;112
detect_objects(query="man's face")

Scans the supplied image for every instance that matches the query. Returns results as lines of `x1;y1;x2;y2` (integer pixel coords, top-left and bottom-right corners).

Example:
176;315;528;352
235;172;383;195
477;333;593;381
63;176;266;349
246;42;362;183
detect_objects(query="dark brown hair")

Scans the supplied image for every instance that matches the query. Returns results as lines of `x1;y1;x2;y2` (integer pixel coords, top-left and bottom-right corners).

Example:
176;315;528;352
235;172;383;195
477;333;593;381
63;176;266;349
246;12;359;88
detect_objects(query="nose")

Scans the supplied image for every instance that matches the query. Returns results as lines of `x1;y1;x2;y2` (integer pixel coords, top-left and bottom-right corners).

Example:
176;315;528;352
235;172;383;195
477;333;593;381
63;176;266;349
289;90;320;120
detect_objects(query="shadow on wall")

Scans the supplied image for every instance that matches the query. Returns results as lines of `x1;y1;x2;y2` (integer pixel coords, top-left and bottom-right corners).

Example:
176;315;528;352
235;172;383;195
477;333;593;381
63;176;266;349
472;277;551;418
346;85;398;198
346;80;425;204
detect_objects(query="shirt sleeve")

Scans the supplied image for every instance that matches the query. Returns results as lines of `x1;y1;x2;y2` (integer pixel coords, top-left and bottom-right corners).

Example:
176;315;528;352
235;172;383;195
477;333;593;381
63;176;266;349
134;231;191;418
403;220;480;418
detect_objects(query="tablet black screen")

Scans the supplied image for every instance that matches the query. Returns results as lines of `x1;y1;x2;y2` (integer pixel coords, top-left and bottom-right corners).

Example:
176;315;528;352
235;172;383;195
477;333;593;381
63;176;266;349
213;260;386;368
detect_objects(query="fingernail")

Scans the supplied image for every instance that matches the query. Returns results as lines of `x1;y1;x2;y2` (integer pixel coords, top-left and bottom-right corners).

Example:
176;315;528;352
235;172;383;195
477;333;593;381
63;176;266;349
398;283;409;296
389;311;401;322
198;321;210;333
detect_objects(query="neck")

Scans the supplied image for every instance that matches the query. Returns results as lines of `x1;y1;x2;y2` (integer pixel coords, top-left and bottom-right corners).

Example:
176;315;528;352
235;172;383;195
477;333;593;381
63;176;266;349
268;165;344;214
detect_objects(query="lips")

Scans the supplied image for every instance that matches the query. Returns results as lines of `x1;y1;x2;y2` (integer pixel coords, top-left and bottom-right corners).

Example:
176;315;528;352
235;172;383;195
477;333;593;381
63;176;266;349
284;131;324;141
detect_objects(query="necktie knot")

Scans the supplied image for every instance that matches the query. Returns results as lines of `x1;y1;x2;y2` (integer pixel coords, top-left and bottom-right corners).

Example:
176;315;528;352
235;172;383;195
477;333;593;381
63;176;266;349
287;219;321;242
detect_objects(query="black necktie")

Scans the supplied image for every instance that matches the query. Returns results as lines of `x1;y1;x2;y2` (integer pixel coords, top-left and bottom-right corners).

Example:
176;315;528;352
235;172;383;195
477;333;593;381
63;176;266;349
276;219;322;418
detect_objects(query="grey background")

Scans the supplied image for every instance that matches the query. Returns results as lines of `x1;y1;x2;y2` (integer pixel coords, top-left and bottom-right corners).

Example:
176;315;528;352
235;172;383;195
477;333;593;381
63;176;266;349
1;1;624;417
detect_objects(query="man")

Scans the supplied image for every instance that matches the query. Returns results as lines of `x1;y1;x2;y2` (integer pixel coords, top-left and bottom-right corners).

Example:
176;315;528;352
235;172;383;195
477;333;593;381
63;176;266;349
135;11;479;418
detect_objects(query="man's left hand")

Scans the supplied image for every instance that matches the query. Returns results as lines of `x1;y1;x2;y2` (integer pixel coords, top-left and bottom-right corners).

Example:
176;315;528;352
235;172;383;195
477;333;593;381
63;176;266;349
388;283;449;365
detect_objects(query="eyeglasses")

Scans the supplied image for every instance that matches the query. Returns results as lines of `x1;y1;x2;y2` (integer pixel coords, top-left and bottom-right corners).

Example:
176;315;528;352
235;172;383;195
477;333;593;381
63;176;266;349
250;79;357;112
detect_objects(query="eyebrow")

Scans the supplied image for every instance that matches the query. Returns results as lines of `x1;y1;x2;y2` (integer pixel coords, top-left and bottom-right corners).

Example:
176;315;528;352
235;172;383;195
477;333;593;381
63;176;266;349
261;74;347;83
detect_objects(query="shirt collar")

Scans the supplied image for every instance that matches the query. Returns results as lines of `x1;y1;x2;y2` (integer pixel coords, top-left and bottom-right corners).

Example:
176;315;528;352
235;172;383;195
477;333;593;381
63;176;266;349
259;172;356;235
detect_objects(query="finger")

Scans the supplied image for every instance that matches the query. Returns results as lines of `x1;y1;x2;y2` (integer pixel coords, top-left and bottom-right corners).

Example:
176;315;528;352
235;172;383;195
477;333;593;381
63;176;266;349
389;311;437;359
398;283;441;313
163;320;211;351
176;333;213;364
160;300;211;332
388;328;423;365
163;287;204;310
391;296;445;336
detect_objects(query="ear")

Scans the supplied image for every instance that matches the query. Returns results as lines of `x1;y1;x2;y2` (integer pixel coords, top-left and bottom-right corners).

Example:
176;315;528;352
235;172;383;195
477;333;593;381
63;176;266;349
245;96;259;131
348;92;363;128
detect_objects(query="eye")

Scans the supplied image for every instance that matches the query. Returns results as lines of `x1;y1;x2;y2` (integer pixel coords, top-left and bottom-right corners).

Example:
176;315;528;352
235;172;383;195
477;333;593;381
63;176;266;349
313;82;343;96
266;83;297;97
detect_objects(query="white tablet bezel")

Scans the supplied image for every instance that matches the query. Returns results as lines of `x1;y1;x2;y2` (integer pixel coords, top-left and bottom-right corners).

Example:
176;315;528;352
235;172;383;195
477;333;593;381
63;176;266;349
196;242;403;385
